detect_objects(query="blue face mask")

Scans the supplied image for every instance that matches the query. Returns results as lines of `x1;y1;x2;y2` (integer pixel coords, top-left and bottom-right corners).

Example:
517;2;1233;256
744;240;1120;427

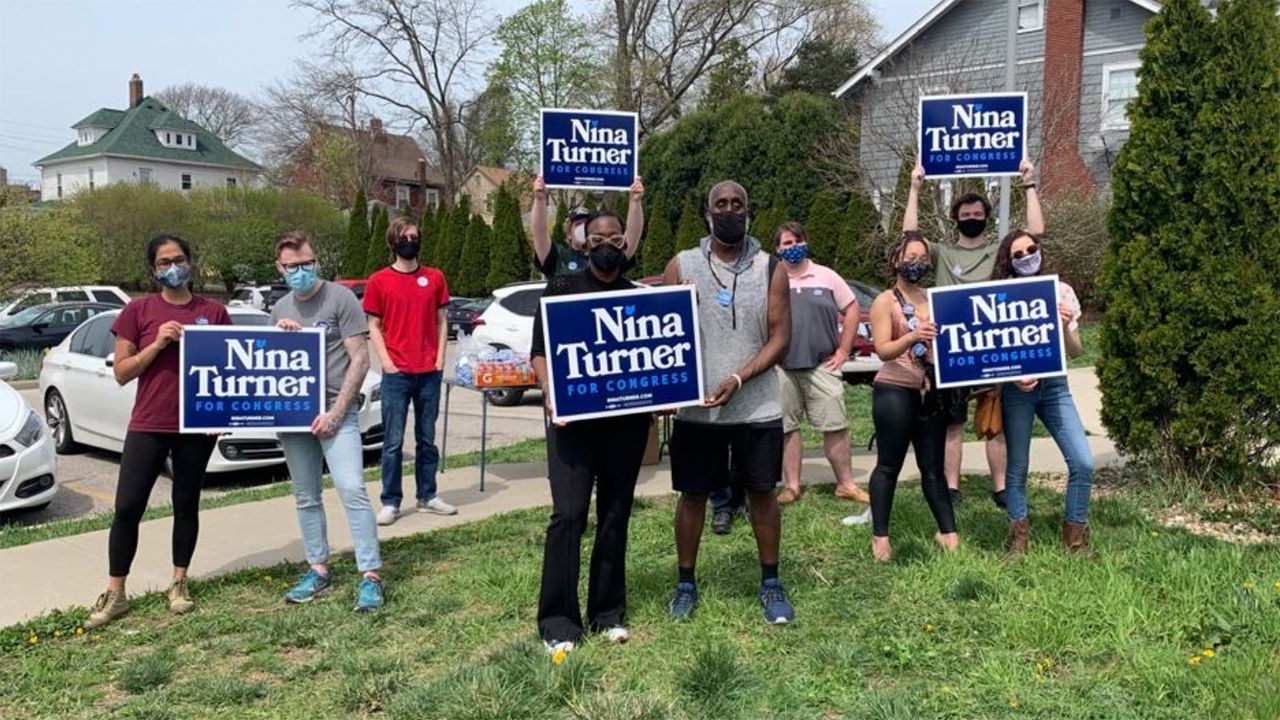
154;263;191;289
284;264;319;294
779;244;808;265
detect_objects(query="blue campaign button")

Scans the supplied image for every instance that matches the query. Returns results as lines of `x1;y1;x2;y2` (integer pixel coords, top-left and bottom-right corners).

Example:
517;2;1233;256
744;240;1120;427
716;289;733;307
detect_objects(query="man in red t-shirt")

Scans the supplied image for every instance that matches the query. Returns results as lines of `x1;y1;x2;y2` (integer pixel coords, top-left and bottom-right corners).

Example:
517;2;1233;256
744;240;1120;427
364;216;457;524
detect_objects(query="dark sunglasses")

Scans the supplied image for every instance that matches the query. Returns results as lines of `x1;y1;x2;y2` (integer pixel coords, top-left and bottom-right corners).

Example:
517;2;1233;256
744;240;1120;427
1011;246;1040;260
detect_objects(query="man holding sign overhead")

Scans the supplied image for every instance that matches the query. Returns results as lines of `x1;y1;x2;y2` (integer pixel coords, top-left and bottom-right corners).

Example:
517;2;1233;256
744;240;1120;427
907;92;1045;510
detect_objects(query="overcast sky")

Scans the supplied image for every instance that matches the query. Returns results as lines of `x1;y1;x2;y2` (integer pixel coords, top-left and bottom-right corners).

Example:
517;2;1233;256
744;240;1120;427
0;0;934;185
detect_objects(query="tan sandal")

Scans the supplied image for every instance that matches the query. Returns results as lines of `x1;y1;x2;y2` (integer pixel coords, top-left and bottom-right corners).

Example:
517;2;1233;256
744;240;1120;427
777;487;802;505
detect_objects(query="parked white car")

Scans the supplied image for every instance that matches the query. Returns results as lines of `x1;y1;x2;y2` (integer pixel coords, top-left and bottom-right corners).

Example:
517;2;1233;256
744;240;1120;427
0;361;58;512
227;285;270;311
0;286;130;325
470;281;546;406
39;307;385;474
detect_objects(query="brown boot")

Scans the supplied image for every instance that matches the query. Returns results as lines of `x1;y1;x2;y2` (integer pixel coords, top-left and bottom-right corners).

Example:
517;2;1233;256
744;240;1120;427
1007;519;1030;556
1061;521;1092;554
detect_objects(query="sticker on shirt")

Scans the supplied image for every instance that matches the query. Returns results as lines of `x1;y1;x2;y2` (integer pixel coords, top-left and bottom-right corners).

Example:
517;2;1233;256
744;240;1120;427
952;264;963;277
315;321;331;330
716;288;733;308
417;276;429;288
567;260;580;271
195;316;209;325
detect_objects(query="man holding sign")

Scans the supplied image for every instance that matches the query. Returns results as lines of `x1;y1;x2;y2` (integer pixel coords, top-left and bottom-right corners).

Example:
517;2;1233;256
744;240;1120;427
663;180;795;626
271;231;384;611
530;210;653;658
905;149;1044;509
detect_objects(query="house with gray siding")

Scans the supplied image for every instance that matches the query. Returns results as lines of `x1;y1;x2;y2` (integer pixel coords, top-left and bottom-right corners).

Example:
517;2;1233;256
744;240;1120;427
835;0;1163;216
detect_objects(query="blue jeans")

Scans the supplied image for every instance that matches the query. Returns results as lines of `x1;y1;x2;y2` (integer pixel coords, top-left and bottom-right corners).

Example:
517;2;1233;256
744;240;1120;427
280;411;382;573
1001;377;1094;524
379;371;443;508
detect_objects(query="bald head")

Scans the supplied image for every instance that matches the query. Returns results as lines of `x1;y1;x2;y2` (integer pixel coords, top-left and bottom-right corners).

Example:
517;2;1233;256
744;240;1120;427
706;181;749;215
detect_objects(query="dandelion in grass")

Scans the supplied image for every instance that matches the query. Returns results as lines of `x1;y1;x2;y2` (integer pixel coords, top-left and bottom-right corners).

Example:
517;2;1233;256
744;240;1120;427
924;623;935;633
28;634;38;645
1274;580;1280;590
1149;531;1159;538
75;627;84;636
54;629;62;638
1242;581;1254;590
552;648;568;666
1202;649;1215;658
1189;656;1202;667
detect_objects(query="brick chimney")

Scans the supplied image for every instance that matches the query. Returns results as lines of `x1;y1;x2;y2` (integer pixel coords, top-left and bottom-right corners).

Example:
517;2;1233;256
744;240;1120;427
417;158;427;184
1040;0;1095;197
369;117;384;142
128;73;144;108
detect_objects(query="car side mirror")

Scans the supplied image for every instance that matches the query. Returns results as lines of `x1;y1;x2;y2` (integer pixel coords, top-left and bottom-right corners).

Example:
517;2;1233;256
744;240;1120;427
105;352;116;367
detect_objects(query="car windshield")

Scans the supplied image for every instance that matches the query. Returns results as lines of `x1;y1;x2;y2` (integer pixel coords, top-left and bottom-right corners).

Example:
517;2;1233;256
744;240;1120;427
2;306;50;327
230;314;271;327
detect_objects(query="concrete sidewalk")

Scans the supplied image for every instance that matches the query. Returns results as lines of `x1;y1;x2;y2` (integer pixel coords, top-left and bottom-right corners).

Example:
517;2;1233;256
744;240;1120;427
0;368;1115;627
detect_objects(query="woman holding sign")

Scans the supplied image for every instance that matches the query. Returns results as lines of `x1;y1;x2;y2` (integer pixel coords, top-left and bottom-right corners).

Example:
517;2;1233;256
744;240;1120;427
85;235;232;629
529;210;652;658
865;232;959;562
990;231;1093;554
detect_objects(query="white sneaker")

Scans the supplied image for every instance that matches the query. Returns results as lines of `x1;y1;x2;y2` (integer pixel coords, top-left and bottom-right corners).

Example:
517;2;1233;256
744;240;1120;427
841;509;872;527
417;497;457;516
602;626;630;644
376;506;400;526
545;640;576;656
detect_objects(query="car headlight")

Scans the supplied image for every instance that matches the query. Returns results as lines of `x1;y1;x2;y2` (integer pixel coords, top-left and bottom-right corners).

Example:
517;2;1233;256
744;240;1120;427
15;410;43;447
369;383;381;404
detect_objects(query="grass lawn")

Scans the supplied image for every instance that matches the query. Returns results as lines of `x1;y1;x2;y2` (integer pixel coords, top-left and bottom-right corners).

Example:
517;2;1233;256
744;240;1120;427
3;477;1278;720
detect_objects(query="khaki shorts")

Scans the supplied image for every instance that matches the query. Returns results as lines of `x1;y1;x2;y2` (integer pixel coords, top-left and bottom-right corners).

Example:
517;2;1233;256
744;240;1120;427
779;367;847;433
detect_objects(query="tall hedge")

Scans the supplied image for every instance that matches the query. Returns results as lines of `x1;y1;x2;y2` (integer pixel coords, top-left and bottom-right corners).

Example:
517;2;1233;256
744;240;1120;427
440;195;471;283
674;198;704;252
804;192;841;265
457;213;491;297
343;187;369;279
487;183;529;290
836;192;882;282
640;197;674;276
363;205;389;277
1099;0;1280;480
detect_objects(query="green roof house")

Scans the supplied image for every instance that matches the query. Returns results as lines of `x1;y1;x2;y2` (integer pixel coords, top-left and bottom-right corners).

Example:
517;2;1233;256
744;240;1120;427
34;74;262;200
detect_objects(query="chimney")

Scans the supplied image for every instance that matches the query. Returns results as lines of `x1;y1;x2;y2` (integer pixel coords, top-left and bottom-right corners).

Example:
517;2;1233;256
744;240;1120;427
369;117;383;140
1039;0;1095;197
417;158;427;184
129;73;144;108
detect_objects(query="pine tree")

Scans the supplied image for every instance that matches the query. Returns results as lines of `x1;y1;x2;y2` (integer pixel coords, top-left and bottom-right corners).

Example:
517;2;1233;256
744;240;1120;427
803;192;841;266
343;188;369;278
835;191;883;282
440;195;471;285
1098;0;1280;479
487;183;530;290
417;202;438;265
674;198;705;251
363;205;390;277
640;198;675;276
457;213;491;297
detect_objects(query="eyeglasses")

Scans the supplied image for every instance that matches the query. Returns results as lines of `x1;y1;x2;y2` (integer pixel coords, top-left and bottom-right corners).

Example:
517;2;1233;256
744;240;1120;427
155;257;189;270
281;260;317;274
586;234;626;249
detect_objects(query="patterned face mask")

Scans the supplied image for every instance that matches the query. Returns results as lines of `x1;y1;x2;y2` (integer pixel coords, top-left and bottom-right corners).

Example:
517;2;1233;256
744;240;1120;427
779;244;808;265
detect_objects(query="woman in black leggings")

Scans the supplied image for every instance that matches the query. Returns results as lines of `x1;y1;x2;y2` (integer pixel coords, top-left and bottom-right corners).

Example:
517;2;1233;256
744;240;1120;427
85;235;231;629
865;233;958;562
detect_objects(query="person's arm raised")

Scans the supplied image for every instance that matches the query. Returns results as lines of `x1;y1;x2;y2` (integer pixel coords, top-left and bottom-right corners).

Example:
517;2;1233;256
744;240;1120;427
531;175;552;265
1021;159;1044;236
623;176;645;260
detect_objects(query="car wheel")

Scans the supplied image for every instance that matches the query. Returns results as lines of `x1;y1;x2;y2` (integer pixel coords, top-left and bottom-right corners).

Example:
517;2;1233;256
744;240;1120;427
486;388;525;407
44;389;79;454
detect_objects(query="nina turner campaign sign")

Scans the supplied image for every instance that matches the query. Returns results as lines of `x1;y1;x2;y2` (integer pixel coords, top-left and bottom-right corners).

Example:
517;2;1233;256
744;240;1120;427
928;275;1066;390
919;92;1026;179
180;326;326;432
541;285;704;422
540;108;638;191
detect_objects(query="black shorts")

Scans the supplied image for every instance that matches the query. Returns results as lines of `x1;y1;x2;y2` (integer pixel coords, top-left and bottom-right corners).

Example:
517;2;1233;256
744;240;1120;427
944;388;972;427
669;420;783;495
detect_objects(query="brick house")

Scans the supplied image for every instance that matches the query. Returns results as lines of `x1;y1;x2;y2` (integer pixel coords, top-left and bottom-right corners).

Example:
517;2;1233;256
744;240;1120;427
835;0;1169;211
292;118;446;215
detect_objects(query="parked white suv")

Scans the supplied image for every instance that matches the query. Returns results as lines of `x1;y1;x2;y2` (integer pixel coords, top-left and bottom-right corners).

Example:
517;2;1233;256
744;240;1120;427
469;281;546;406
227;285;270;311
0;286;130;325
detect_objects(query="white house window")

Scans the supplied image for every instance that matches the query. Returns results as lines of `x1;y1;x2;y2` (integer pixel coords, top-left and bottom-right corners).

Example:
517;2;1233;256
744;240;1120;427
1102;62;1141;130
181;174;192;190
56;173;63;199
188;135;194;147
1017;0;1043;32
396;184;410;209
226;178;236;188
138;167;152;183
425;189;439;209
88;168;94;190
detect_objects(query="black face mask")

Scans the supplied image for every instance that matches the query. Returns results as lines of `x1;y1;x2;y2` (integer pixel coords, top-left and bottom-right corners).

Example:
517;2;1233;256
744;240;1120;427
897;258;930;284
956;217;988;239
709;211;748;246
589;244;624;273
393;240;420;260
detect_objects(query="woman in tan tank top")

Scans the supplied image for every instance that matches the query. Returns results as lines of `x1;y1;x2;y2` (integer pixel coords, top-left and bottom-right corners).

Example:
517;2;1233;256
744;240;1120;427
865;232;959;562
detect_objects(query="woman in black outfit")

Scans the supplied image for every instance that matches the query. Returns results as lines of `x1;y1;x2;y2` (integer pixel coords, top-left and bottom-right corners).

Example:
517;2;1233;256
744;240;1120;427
530;211;653;657
865;232;958;562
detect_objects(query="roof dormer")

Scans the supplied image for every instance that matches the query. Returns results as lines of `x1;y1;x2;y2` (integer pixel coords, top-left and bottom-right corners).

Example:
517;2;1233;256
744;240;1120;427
150;111;200;150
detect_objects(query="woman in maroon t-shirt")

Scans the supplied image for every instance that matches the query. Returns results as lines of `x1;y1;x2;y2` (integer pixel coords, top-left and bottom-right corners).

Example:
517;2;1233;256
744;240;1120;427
85;235;231;630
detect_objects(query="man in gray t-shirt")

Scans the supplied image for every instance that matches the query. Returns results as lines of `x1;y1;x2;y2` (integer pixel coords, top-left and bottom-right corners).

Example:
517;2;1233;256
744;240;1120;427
270;231;384;612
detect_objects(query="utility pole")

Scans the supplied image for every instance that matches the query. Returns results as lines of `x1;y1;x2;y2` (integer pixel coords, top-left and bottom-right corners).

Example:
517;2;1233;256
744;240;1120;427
999;0;1018;234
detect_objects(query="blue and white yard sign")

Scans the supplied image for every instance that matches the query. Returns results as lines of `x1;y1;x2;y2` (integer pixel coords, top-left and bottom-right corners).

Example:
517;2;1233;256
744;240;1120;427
541;285;704;422
540;108;639;191
928;275;1066;390
919;92;1027;180
179;327;326;432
